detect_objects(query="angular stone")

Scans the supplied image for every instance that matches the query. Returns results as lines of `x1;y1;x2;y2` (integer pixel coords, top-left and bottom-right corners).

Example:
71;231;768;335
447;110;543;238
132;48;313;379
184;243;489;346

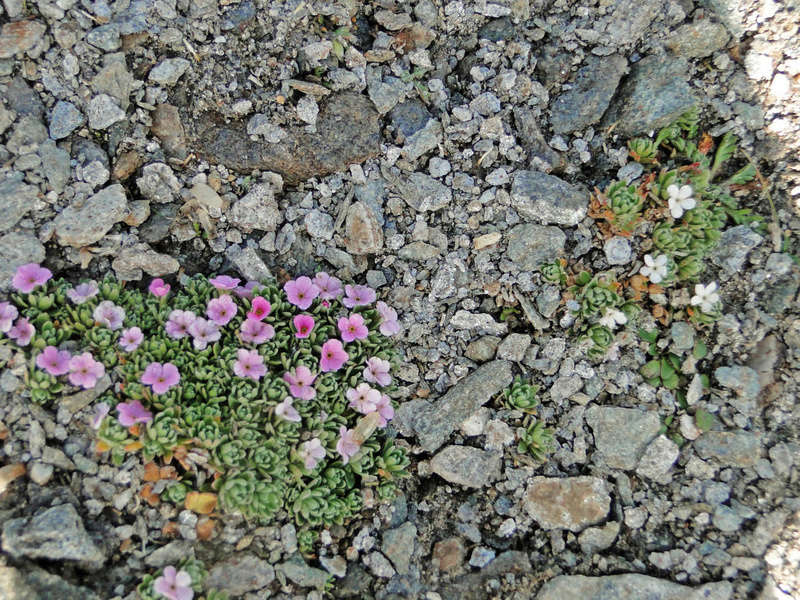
585;405;662;470
398;360;513;452
399;241;439;261
496;333;532;362
0;20;46;59
345;201;383;255
0;232;45;292
0;175;38;232
603;56;697;137
229;183;281;233
451;311;507;336
277;554;330;590
0;565;101;600
693;431;761;467
205;553;275;596
1;504;104;570
5;76;44;118
666;21;730;59
389;100;432;139
636;435;680;483
578;521;620;554
91;59;135;110
148;58;190;86
193;93;381;184
431;446;502;488
151;104;187;159
506;224;566;270
432;537;465;574
136;162;181;203
226;246;272;283
381;522;416;575
536;574;732;600
550;54;628;134
711;225;763;274
396;172;452;212
465;336;500;362
49;101;85;139
524;477;610;532
714;365;761;416
54;184;128;247
511;171;588;226
401;118;442;162
87;94;126;130
38;141;70;193
513;107;563;172
112;244;179;280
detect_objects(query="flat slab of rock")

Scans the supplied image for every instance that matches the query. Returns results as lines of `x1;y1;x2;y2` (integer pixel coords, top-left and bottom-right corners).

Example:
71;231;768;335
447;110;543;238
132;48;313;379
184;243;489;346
506;223;566;270
431;446;502;488
0;565;101;600
585;405;661;470
511;171;588;226
277;554;330;590
396;361;513;452
381;522;417;575
0;175;39;232
536;574;732;600
53;184;128;247
205;553;275;596
1;504;104;570
693;431;761;467
193;93;380;184
0;232;45;292
523;476;610;532
112;243;180;280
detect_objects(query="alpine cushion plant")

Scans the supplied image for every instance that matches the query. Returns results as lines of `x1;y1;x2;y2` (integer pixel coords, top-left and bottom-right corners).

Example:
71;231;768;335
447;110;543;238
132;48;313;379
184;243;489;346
0;265;409;536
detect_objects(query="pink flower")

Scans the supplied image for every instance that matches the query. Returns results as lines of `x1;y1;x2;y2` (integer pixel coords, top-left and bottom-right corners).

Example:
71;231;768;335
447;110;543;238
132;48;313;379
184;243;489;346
12;263;52;293
247;296;271;320
233;348;266;381
66;281;98;304
275;397;301;422
68;352;105;389
377;301;401;336
283;365;317;401
374;394;395;427
165;310;196;339
91;402;109;430
319;339;348;372
338;314;368;343
284;276;319;310
0;302;19;333
209;275;241;290
8;318;35;346
154;566;193;600
298;438;325;470
141;362;181;394
189;317;221;350
240;318;275;344
363;357;392;387
206;294;237;326
336;426;361;464
342;284;376;309
234;281;259;299
36;346;71;376
346;383;381;414
93;301;125;330
148;278;170;297
313;272;343;301
293;314;315;338
116;400;153;427
119;327;144;352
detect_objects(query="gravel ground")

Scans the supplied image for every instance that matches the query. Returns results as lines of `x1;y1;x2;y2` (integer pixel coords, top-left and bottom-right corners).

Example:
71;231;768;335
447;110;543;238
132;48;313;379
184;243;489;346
0;0;799;598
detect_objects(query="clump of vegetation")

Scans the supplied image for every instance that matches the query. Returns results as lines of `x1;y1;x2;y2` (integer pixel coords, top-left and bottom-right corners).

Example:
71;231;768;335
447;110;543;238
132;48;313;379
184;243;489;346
502;377;554;462
2;266;410;535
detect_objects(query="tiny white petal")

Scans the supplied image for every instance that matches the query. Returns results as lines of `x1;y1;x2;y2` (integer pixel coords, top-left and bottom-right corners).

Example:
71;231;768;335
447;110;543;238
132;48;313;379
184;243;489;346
655;254;668;267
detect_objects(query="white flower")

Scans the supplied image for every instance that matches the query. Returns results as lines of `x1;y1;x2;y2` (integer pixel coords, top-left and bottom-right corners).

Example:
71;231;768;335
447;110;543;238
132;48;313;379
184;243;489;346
640;254;669;283
690;282;720;313
667;184;696;219
598;308;627;330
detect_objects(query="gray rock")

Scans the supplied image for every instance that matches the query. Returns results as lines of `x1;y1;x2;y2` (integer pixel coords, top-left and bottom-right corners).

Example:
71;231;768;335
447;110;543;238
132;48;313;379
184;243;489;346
246;114;285;142
713;506;743;532
0;175;38;232
603;55;698;136
465;336;500;362
389;100;432;139
401;118;442;162
399;241;440;261
397;172;452;212
226;246;272;283
665;21;730;58
604;236;632;265
7;116;47;155
536;574;732;600
550;375;583;402
149;58;190;86
0;565;101;600
1;505;104;570
5;76;44;118
229;183;281;232
87;94;126;130
151;103;188;159
636;435;680;482
550;55;628;134
694;431;761;467
37;141;70;193
364;551;395;578
54;184;128;247
513;107;563;172
86;24;120;51
711;225;763;274
431;446;502;488
319;555;347;578
511;171;588;226
145;541;195;567
761;275;799;315
277;554;330;590
92;58;135;110
48;101;84;139
367;75;406;114
578;521;620;554
506;223;566;270
205;553;275;596
345;201;383;255
112;244;180;280
0;232;45;291
670;321;695;352
714;365;761;416
585;405;662;470
523;477;611;532
304;209;334;240
469;546;496;568
0;19;46;58
470;92;501;116
136;162;181;203
497;333;532;362
397;360;513;452
536;286;561;318
451;311;507;336
141;203;179;244
381;522;416;575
